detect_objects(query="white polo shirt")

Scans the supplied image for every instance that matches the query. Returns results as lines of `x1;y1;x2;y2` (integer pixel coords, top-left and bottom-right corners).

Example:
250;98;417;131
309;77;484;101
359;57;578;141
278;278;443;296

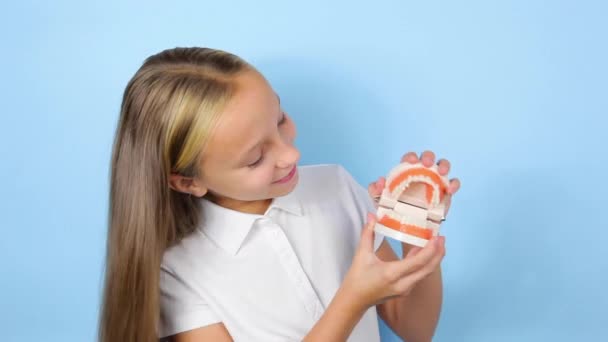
159;164;384;341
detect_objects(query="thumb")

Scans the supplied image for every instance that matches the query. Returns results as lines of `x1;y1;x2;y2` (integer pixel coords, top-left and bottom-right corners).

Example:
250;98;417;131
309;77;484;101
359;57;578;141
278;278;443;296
359;212;377;253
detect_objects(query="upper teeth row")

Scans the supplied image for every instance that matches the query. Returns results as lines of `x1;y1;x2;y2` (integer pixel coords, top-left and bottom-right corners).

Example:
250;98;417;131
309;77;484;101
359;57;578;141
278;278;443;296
390;175;440;205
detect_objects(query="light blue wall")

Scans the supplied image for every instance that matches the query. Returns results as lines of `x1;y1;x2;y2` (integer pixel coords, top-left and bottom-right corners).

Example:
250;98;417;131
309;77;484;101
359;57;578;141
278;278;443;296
1;1;606;341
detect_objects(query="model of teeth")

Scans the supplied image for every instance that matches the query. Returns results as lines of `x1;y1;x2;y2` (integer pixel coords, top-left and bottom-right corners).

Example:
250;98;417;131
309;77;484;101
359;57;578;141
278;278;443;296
374;162;450;247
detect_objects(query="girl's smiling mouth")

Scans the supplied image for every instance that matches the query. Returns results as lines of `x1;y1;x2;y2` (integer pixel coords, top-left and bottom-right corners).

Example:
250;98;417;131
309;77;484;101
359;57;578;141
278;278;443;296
273;166;297;184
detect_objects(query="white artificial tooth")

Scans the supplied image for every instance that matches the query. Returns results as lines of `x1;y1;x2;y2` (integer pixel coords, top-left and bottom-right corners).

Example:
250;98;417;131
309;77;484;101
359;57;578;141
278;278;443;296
390;211;402;221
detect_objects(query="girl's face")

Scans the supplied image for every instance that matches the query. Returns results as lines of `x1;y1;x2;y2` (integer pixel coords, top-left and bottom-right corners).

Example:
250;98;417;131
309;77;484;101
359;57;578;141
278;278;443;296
197;70;300;213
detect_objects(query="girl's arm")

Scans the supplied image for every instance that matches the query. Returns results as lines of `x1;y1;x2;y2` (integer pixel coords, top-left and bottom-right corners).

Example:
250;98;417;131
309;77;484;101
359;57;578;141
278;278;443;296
169;322;233;342
301;284;369;341
375;239;443;342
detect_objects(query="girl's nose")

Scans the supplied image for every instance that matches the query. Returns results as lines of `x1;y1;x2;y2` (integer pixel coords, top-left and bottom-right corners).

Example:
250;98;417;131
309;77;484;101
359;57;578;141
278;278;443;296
276;143;300;169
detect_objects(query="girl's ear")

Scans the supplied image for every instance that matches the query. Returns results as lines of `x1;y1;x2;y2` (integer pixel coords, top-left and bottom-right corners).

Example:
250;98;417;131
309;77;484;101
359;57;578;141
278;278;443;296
168;174;208;197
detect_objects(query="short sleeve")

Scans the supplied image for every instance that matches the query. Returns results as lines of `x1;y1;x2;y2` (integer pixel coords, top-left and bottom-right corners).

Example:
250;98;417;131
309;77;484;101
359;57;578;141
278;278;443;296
158;264;221;338
337;165;385;252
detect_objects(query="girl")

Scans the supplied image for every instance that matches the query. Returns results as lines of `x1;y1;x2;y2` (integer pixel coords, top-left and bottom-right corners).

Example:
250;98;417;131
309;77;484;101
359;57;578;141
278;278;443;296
99;47;460;342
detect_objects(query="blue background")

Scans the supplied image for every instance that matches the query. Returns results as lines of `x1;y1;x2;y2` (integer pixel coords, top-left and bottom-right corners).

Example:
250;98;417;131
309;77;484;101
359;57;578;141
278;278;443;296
1;0;606;341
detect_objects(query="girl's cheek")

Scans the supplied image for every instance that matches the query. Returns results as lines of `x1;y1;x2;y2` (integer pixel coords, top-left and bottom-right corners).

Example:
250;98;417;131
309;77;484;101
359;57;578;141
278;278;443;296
251;164;275;185
264;165;277;183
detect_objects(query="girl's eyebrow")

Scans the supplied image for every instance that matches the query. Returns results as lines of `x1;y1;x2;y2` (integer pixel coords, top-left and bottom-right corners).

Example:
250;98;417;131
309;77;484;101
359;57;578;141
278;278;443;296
236;93;281;164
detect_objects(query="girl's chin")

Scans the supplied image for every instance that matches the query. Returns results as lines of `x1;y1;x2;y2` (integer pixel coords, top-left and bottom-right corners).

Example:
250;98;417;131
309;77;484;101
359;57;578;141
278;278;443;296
273;172;299;193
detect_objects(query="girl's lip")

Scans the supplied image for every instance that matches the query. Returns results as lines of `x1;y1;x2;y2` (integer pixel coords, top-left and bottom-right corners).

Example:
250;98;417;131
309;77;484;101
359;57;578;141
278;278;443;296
274;166;297;184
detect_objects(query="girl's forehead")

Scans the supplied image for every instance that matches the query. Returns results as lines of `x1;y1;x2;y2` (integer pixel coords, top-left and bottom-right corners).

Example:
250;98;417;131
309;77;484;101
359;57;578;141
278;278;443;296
205;71;279;163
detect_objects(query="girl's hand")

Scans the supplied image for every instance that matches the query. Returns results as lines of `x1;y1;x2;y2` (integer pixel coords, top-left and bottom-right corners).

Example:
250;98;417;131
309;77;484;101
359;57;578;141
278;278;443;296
341;213;446;310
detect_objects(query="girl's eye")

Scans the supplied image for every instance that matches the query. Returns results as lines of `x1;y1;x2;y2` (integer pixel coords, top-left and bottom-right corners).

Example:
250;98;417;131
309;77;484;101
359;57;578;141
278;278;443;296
248;155;264;168
278;112;287;125
248;113;285;168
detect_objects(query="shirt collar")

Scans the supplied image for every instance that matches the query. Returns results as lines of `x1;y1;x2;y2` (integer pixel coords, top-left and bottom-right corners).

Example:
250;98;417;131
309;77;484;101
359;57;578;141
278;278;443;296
267;187;303;217
198;188;303;256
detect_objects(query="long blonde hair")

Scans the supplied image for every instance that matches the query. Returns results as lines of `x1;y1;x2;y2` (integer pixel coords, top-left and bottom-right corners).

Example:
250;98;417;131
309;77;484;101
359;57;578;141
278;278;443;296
99;47;250;342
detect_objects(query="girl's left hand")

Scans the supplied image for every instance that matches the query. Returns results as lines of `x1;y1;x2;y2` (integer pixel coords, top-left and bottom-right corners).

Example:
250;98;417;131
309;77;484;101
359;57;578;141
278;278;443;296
367;151;461;255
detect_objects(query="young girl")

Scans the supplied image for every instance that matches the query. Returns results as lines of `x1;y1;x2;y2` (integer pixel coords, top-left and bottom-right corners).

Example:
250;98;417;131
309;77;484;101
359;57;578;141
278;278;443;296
99;47;460;342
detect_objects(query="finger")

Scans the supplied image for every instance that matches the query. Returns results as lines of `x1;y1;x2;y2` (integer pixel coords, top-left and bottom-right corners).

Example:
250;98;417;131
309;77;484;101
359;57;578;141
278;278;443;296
420;150;435;167
401;152;419;164
395;240;445;294
443;193;452;215
368;177;386;202
414;237;445;274
437;158;450;175
359;212;377;253
448;178;461;195
388;236;440;277
368;180;381;198
405;245;422;258
376;177;386;193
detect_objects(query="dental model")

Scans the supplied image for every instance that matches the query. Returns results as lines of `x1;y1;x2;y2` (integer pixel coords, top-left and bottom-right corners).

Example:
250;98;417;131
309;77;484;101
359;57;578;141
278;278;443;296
374;162;450;247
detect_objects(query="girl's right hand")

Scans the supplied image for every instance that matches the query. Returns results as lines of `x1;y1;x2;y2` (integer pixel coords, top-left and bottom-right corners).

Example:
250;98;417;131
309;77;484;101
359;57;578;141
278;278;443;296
341;213;446;310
